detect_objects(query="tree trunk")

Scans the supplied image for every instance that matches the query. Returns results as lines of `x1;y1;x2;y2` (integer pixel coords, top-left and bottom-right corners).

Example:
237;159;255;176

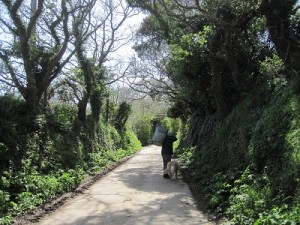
78;93;89;122
261;0;300;74
24;86;39;116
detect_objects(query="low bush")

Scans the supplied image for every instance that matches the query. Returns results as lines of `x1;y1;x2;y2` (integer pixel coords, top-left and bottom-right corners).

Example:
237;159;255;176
0;191;10;215
255;202;300;225
133;118;152;146
226;167;272;224
0;168;85;224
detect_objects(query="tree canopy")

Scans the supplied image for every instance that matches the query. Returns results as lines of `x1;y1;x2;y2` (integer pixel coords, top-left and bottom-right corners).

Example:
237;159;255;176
127;0;300;118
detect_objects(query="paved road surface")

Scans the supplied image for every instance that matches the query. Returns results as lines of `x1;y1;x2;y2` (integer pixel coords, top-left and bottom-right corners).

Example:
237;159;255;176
34;145;214;225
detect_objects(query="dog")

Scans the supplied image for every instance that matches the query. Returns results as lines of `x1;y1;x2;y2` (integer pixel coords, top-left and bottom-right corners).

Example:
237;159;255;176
164;160;179;181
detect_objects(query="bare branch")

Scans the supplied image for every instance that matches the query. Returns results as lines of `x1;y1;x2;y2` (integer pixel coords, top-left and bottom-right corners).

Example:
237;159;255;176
27;0;45;39
43;0;71;85
105;60;132;85
0;51;26;95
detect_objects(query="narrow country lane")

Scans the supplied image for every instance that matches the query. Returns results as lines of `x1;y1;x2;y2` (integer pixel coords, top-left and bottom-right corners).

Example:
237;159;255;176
34;145;215;225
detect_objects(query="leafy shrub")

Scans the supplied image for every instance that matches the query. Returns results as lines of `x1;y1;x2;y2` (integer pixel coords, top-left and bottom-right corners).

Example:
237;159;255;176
98;123;122;151
202;86;270;175
87;152;110;174
255;203;300;225
259;53;285;88
56;171;78;191
226;167;271;224
50;103;77;126
162;117;181;135
0;168;85;219
249;86;300;195
204;170;239;212
177;147;195;165
12;192;44;213
0;215;12;225
0;95;30;174
0;191;10;215
134;119;152;146
106;149;127;162
0;94;25;120
52;133;83;169
86;131;141;174
113;102;132;131
122;130;142;153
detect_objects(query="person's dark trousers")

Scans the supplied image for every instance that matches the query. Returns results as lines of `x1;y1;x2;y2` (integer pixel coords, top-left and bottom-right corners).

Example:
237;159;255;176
162;154;172;171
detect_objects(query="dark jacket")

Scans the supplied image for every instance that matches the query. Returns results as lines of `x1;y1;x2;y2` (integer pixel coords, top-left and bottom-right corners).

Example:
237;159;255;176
161;134;177;155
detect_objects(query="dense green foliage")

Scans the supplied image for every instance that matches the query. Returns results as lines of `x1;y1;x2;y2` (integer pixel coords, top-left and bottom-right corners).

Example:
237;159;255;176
129;0;300;223
176;82;300;224
0;97;141;224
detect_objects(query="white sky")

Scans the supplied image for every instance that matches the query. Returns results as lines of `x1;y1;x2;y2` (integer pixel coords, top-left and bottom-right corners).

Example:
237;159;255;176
110;12;146;61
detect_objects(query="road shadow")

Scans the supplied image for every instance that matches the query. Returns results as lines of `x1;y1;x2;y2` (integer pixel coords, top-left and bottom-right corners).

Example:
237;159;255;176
59;193;212;225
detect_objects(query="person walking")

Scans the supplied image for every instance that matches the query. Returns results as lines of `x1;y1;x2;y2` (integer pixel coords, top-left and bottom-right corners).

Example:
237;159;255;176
161;131;177;178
